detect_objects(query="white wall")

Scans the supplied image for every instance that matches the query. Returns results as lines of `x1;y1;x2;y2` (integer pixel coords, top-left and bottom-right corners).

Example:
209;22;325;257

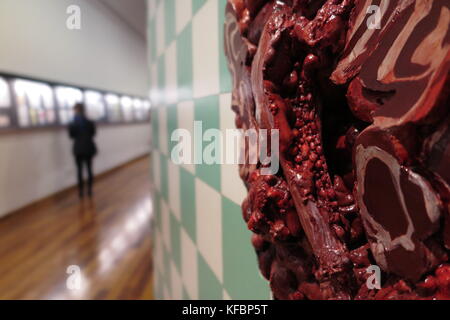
0;125;151;216
0;0;148;96
0;0;151;217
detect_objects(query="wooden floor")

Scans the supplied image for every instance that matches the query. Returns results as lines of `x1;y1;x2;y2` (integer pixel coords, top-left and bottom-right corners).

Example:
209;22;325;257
0;157;154;300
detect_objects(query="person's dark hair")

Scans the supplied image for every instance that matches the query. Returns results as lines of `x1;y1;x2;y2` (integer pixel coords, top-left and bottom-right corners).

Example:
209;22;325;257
74;103;86;115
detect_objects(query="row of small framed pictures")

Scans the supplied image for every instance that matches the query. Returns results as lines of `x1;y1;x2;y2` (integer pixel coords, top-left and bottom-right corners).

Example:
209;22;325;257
0;74;151;130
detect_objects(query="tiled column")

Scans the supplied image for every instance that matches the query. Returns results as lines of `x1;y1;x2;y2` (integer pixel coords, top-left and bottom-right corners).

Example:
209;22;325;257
148;0;271;300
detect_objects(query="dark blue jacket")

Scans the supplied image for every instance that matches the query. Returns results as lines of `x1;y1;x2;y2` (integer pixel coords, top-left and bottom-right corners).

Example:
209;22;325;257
68;115;97;157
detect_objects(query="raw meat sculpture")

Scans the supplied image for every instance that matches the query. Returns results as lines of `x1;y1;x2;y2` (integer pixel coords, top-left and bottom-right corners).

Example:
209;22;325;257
224;0;450;299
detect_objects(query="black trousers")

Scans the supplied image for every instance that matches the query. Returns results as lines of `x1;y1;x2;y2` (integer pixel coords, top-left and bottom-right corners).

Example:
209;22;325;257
75;155;93;197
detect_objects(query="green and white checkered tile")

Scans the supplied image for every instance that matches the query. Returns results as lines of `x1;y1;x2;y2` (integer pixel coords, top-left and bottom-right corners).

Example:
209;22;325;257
148;0;271;300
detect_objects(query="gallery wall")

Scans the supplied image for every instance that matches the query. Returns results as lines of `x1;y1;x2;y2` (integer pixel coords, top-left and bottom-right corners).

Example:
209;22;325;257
0;0;151;217
0;0;148;96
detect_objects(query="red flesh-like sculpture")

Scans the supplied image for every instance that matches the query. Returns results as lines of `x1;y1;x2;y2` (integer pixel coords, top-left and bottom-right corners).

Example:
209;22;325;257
224;0;450;300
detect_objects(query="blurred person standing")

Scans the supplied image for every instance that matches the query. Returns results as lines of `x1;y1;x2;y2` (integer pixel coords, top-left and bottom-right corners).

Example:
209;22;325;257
68;103;97;198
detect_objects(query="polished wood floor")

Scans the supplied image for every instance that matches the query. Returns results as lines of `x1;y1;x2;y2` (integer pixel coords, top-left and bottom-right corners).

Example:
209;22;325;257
0;157;154;300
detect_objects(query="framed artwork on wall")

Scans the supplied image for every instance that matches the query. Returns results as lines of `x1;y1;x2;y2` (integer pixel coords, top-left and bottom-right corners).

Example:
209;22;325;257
0;72;151;131
120;96;134;123
14;79;56;127
85;90;106;122
0;77;12;128
105;93;122;123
